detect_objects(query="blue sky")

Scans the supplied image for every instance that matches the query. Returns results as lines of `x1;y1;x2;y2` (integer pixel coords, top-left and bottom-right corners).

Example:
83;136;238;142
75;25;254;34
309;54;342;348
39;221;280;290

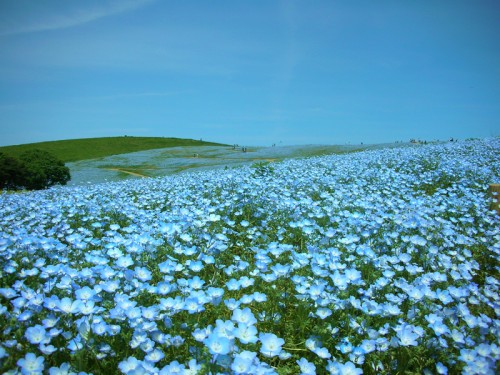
0;0;499;147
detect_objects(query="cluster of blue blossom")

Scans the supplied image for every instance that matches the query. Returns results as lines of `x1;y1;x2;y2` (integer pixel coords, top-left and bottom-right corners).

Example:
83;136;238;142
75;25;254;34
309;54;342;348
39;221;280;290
0;138;499;374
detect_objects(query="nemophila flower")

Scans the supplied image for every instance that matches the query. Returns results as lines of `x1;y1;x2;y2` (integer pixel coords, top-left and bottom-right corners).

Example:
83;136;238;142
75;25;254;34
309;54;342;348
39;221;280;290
309;283;325;299
92;320;108;336
207;286;224;301
235;323;259;344
134;266;152;282
231;354;254;374
75;286;97;302
183;358;202;375
0;287;17;299
428;320;450;337
184;296;204;314
232;307;257;326
118;356;144;374
125;306;142;320
226;278;241;291
188;260;204;272
145;348;164;363
333;361;363;375
395;323;420;346
17;352;44;375
56;297;81;314
306;336;322;351
239;294;255;304
315;347;332;359
156;281;173;295
383;303;401;316
101;279;120;293
316;307;332;319
406;285;425;301
253;291;267;302
337;339;353;354
271;263;290;277
25;324;48;345
436;361;448;374
159;360;185;374
331;271;348;290
40;343;57;355
192;327;210;342
79;300;97;315
141;305;159;320
11;296;27;310
214;319;236;339
188;275;205;289
48;362;72;375
297;357;316;374
224;298;241;310
140;338;155;353
239;275;255;287
115;255;134;268
204;332;232;355
259;332;285;357
345;268;362;282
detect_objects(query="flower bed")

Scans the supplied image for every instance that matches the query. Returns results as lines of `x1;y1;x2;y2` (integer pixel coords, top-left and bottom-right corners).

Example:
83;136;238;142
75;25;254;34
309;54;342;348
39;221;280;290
1;138;499;374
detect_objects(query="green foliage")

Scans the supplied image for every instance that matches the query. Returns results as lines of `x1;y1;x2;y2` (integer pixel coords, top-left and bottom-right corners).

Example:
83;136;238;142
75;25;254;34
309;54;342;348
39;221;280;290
0;152;25;190
414;171;458;196
251;161;275;177
0;149;70;190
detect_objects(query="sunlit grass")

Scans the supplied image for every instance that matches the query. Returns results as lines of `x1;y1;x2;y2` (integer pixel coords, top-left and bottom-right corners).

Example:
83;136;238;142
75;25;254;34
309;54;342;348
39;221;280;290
0;136;227;163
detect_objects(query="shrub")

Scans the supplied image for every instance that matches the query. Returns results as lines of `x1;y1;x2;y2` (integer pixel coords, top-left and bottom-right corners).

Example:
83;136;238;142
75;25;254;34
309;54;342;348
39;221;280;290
0;152;25;190
0;149;70;190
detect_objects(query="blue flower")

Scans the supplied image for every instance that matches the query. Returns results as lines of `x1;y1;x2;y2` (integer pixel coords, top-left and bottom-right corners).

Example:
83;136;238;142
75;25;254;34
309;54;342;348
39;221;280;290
252;292;267;302
259;333;285;357
145;348;164;363
395;323;420;347
231;354;254;374
17;352;44;375
232;307;257;326
297;357;316;375
235;323;258;344
204;332;232;355
48;362;71;375
334;360;363;375
184;296;204;314
316;307;332;319
224;298;241;310
56;297;81;314
226;278;241;291
159;360;185;374
75;286;97;302
25;324;48;345
134;266;152;282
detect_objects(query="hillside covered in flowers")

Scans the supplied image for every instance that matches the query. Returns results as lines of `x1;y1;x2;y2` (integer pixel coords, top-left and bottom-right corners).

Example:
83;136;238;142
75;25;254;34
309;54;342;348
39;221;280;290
0;138;499;374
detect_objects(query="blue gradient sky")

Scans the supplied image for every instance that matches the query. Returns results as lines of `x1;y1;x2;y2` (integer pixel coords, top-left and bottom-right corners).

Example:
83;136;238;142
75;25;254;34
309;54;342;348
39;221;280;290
0;0;499;146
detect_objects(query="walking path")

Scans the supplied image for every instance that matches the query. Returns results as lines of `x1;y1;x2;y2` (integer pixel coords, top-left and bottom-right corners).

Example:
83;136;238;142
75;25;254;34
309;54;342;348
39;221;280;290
106;168;148;178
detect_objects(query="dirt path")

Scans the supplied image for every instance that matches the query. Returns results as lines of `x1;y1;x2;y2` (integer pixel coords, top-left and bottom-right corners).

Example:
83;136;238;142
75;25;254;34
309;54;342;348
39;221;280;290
106;168;148;178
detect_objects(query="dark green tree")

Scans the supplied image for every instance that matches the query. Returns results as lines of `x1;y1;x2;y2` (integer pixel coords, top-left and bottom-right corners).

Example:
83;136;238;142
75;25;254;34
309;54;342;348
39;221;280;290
0;152;26;190
18;149;71;190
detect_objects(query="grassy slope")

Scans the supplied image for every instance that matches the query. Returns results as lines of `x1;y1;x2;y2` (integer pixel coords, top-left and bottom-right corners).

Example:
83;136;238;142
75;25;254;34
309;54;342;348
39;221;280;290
0;136;228;162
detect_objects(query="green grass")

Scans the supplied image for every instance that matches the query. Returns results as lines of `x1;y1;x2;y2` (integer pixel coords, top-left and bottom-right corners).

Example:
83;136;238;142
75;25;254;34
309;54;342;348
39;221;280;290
0;136;228;163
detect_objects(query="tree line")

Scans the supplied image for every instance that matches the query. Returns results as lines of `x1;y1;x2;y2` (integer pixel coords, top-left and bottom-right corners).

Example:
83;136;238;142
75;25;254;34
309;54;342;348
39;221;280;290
0;149;71;190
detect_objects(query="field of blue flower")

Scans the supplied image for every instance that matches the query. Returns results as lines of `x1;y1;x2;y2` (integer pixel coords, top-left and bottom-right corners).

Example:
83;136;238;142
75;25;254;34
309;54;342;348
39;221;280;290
1;138;499;374
66;144;386;185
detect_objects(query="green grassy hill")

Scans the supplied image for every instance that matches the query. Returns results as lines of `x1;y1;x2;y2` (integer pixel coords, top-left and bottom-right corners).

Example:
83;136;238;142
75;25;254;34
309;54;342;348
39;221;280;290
0;136;228;162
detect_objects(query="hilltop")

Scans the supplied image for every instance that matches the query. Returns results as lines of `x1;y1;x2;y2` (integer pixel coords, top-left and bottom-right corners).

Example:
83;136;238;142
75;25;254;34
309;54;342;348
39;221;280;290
0;136;228;163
